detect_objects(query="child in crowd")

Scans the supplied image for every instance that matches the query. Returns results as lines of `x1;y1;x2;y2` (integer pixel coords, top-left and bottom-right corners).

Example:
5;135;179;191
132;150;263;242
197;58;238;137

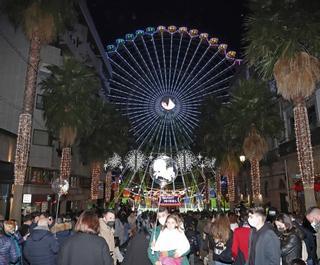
152;214;190;265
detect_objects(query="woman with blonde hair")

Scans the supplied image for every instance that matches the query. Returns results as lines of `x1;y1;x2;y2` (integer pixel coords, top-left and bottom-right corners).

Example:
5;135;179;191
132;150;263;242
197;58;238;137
210;214;233;265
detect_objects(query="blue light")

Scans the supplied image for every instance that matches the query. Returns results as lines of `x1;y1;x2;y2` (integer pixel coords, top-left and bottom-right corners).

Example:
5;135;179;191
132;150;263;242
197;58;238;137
106;45;116;52
116;38;125;46
146;27;155;33
125;34;134;40
135;30;145;36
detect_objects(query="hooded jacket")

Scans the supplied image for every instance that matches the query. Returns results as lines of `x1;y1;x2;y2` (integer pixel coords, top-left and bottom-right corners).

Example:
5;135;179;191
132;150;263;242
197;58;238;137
24;226;59;265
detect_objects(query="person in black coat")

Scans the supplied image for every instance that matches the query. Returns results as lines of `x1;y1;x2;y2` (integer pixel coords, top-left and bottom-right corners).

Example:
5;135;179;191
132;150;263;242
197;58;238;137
275;214;302;265
24;217;59;265
57;210;113;265
122;212;153;265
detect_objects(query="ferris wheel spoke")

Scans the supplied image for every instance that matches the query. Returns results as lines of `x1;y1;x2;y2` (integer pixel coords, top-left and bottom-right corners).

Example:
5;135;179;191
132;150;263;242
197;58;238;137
182;75;233;101
170;34;183;93
109;59;156;100
172;37;193;93
111;74;156;102
151;37;166;91
177;46;210;94
135;115;161;145
175;39;203;95
180;57;227;98
181;62;236;100
114;51;158;96
168;34;173;94
157;114;167;153
141;36;164;91
110;83;153;103
176;50;220;98
139;117;165;150
122;45;161;98
132;41;162;90
160;32;168;90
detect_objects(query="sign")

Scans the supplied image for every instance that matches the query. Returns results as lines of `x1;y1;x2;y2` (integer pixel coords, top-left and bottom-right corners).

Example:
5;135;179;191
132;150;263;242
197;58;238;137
23;194;32;204
160;196;181;206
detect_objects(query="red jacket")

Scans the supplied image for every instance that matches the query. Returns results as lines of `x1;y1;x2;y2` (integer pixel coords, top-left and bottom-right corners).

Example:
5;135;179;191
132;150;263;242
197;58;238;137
231;227;251;262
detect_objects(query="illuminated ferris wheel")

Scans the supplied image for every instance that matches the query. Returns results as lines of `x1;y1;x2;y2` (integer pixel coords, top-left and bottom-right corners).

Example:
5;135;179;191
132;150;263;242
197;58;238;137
106;25;240;154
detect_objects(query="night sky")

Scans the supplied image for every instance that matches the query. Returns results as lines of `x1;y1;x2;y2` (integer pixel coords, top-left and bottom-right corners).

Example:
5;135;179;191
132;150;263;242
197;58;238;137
88;0;247;56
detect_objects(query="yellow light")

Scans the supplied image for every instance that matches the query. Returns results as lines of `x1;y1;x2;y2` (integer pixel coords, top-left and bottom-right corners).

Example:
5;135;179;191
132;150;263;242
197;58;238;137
90;162;101;200
209;38;219;46
179;27;188;33
239;155;246;162
168;25;177;33
60;147;71;180
14;114;32;185
157;25;166;32
227;51;236;59
218;44;228;51
189;29;199;36
200;33;208;40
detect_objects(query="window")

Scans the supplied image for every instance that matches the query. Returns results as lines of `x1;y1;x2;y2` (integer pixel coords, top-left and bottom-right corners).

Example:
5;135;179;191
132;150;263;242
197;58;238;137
36;94;44;110
33;129;50;146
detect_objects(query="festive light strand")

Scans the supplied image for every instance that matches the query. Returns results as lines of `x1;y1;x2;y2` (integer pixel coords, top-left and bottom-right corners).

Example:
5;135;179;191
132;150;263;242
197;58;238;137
14;114;32;185
250;159;261;203
105;171;112;203
91;162;101;200
60;147;71;180
294;103;315;186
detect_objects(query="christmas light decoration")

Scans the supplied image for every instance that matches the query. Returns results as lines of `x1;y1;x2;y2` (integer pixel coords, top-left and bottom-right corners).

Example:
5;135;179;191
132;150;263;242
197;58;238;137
176;150;197;172
124;150;146;171
105;171;112;202
204;157;216;169
250;159;261;202
215;167;221;198
294;103;315;185
105;153;122;170
60;147;71;180
14;114;32;185
227;173;235;202
90;162;101;200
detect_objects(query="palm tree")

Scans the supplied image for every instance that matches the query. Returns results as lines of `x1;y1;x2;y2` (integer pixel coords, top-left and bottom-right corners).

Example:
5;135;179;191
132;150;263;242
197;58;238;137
244;0;320;208
41;56;100;184
228;79;282;204
220;152;240;205
243;125;268;204
79;100;130;202
3;0;77;221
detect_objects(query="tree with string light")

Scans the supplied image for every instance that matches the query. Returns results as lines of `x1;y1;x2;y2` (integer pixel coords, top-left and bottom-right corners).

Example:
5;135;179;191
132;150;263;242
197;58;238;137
41;55;100;186
244;0;320;208
3;0;77;222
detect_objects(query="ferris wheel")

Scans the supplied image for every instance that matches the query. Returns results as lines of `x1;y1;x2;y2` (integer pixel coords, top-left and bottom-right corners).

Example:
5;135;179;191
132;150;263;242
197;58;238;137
106;25;240;154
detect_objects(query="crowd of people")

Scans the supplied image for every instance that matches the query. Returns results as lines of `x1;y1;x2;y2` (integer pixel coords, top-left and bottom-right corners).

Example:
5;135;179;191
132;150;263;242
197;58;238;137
0;204;319;265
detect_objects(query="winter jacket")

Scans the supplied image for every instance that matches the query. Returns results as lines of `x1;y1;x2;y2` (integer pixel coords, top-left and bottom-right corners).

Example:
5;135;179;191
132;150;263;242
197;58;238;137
0;234;19;265
148;226;190;265
99;218;116;259
249;223;281;265
279;228;302;265
24;226;59;265
123;231;152;265
232;227;251;264
209;230;233;264
57;232;113;265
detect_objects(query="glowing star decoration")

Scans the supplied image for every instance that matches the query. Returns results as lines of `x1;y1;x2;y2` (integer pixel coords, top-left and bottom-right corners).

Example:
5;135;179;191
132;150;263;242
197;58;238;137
125;150;146;171
150;155;178;188
204;157;217;169
105;153;122;169
176;150;197;172
51;178;69;196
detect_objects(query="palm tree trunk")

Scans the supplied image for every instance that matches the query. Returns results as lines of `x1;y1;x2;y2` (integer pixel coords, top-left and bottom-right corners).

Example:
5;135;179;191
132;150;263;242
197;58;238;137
105;170;112;203
60;147;72;180
227;173;235;205
250;159;261;205
11;32;41;223
91;161;101;200
293;101;316;209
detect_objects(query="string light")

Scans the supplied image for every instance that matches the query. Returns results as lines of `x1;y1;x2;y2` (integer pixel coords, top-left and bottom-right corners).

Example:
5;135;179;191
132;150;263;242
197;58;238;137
105;153;122;169
215;167;221;198
91;162;101;200
14;114;32;185
60;147;71;180
124;150;146;171
176;150;197;172
227;173;235;202
294;103;315;186
105;171;112;202
250;159;261;203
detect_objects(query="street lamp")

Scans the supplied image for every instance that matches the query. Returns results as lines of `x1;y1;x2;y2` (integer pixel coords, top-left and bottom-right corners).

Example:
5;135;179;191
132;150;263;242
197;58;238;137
239;155;246;163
